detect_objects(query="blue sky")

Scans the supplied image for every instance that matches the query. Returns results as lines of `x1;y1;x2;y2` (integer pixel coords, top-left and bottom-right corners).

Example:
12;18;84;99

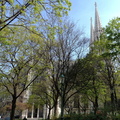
68;0;120;37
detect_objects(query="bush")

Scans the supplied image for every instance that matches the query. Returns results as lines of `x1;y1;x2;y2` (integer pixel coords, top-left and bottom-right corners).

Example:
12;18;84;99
85;113;107;120
54;113;108;120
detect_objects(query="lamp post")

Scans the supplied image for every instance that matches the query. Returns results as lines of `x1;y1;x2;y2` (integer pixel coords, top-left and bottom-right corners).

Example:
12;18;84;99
60;74;64;120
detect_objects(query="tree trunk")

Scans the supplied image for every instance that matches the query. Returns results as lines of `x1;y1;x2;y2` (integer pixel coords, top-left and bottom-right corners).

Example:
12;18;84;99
110;87;115;116
94;95;98;115
114;89;117;109
78;100;81;114
10;96;17;120
61;93;66;120
47;108;51;120
54;102;57;116
53;98;59;117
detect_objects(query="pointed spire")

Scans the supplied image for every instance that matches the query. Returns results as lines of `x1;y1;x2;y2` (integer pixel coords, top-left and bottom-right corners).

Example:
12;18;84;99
90;17;94;45
95;2;97;8
94;2;102;40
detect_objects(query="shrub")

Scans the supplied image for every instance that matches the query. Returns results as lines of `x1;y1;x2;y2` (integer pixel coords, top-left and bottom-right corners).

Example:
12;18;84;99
53;113;109;120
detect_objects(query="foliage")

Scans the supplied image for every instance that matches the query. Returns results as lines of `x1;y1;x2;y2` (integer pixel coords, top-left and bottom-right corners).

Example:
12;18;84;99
0;0;71;31
0;26;49;120
27;17;88;119
101;17;120;60
53;113;109;120
87;17;120;118
28;79;52;108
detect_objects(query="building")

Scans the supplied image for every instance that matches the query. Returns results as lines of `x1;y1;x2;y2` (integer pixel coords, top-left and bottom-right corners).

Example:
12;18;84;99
90;2;102;46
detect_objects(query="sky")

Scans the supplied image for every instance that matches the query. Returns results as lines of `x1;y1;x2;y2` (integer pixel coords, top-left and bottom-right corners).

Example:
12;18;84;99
68;0;120;37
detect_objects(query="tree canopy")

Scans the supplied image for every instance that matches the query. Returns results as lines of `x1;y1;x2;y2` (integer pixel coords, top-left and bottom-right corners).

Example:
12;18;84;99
102;17;120;61
0;0;71;31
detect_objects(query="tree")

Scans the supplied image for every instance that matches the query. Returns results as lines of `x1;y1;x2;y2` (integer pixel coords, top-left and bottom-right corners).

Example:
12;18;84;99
0;27;48;120
92;27;120;116
28;16;89;119
29;78;57;120
0;83;11;117
0;0;71;31
97;57;119;116
72;53;107;115
46;17;89;119
102;17;120;61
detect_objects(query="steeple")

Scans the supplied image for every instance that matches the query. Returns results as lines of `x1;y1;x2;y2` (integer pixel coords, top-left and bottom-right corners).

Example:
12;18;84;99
90;2;102;47
90;17;94;45
94;2;102;41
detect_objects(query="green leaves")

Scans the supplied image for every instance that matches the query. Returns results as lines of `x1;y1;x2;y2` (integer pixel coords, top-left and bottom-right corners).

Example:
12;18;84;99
9;0;14;4
102;17;120;59
0;0;71;31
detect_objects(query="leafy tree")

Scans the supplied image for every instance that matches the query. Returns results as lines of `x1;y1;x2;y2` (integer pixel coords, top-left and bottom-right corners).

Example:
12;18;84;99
73;53;107;115
102;17;120;61
92;24;120;115
29;78;56;120
98;56;119;115
0;27;48;120
0;0;71;31
0;83;11;117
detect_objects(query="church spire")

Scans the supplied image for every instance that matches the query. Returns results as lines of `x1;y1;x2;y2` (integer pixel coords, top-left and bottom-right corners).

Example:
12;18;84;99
90;17;94;45
90;2;102;49
90;2;102;50
94;2;102;41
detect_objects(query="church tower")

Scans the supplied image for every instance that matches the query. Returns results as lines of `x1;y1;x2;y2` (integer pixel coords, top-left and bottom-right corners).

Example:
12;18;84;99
90;2;102;45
